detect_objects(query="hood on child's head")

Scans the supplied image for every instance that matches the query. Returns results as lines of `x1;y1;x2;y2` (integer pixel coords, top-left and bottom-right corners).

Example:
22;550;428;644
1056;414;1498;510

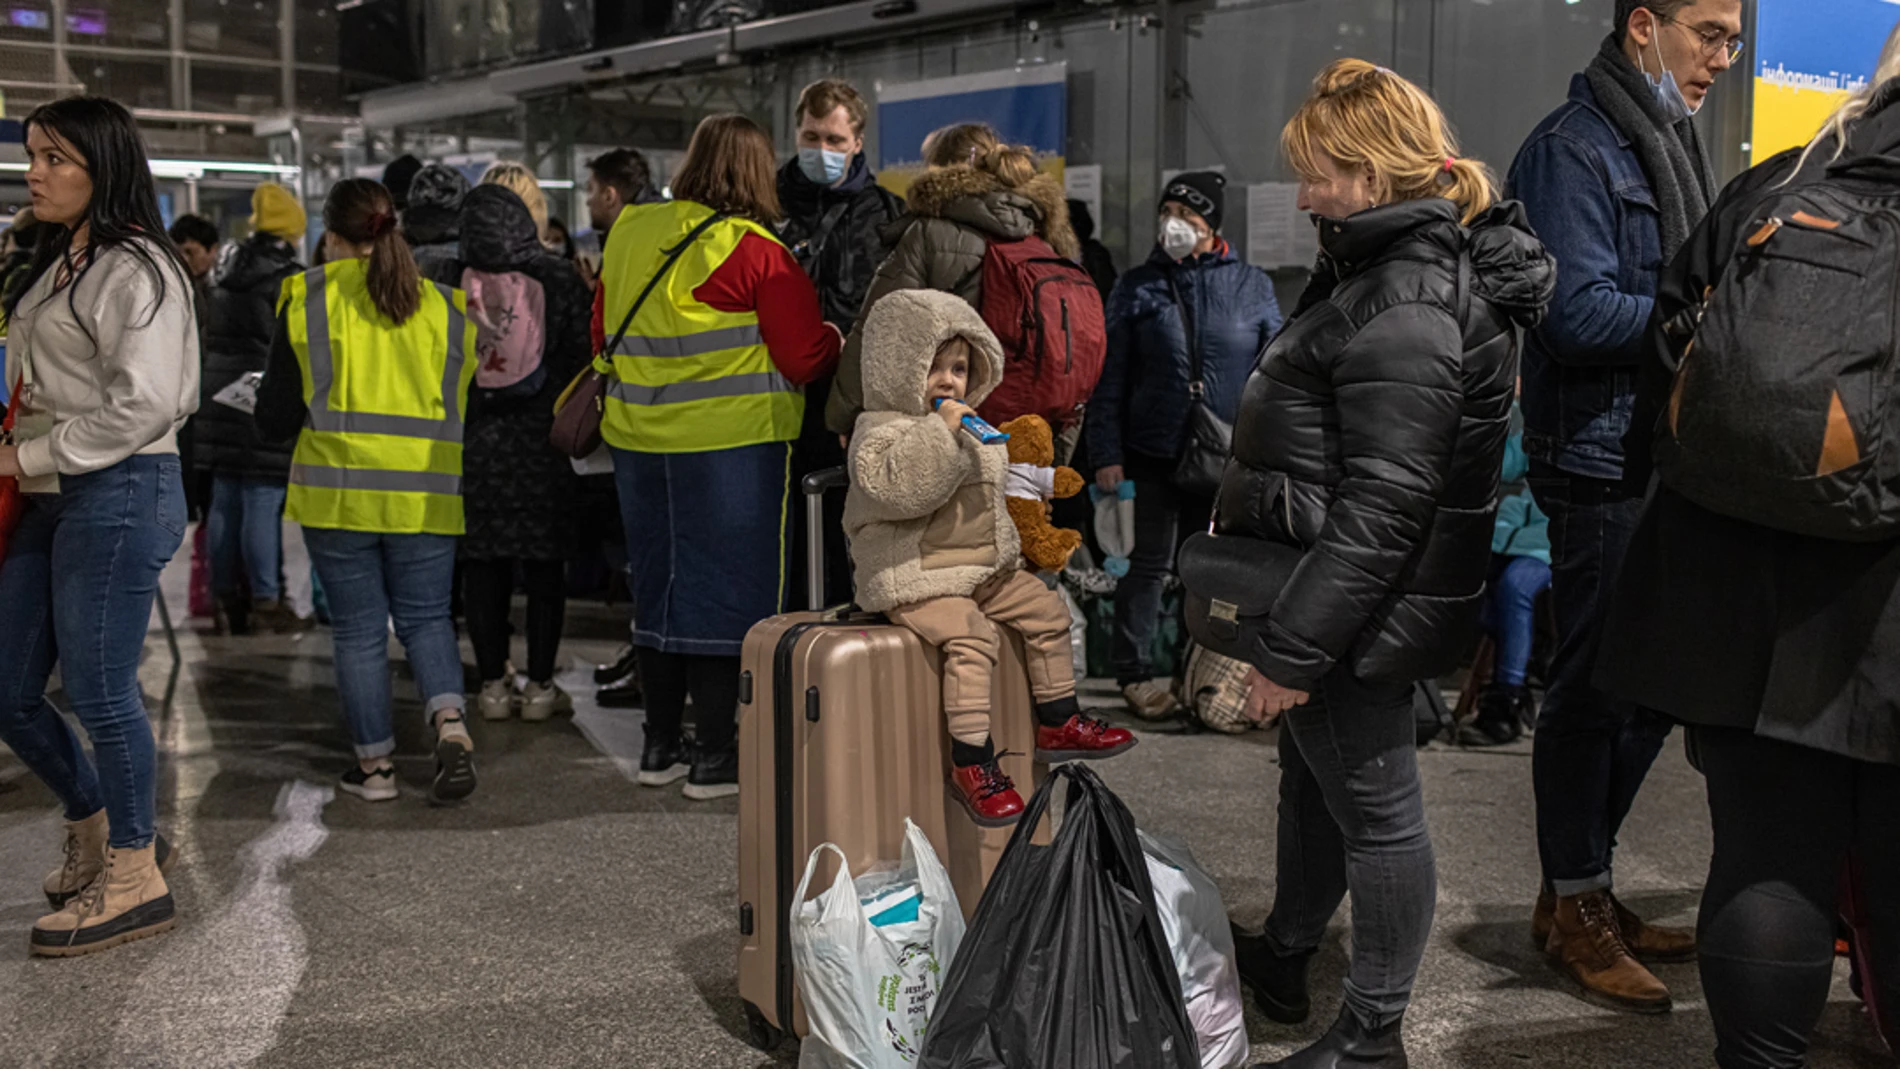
859;289;1005;418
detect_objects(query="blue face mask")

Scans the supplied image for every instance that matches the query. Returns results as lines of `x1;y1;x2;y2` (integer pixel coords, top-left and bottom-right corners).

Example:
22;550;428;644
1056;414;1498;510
1644;29;1698;124
798;147;850;186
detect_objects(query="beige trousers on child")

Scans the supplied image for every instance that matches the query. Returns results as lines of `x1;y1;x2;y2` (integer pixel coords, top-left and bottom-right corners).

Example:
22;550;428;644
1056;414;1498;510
886;569;1077;746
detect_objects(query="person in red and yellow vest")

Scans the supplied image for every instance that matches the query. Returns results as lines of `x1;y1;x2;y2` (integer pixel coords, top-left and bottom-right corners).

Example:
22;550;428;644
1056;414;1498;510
256;178;480;808
599;114;841;799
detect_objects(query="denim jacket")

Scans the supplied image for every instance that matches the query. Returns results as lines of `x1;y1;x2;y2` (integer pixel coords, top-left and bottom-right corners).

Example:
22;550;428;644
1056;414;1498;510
1505;73;1663;481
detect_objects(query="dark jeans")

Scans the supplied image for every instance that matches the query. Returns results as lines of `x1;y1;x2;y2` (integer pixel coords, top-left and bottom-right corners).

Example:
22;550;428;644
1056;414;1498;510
1527;465;1673;895
463;558;567;684
636;648;741;753
1112;456;1210;685
0;455;185;849
206;472;286;602
1481;553;1552;689
1695;726;1900;1069
1265;668;1436;1028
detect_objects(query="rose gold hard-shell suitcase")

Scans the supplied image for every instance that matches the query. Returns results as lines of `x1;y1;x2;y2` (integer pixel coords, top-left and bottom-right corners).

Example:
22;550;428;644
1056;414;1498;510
736;469;1047;1050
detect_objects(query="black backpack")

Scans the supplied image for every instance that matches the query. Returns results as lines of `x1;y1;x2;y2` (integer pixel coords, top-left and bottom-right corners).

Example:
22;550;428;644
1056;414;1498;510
1655;154;1900;541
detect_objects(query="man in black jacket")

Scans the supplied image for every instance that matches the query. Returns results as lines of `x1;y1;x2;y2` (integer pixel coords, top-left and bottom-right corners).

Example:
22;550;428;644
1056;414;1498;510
778;78;903;607
197;182;306;635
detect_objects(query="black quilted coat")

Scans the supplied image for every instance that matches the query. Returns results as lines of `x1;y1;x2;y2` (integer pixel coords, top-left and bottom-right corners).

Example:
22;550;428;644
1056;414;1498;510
1217;198;1555;691
453;185;593;562
196;233;302;479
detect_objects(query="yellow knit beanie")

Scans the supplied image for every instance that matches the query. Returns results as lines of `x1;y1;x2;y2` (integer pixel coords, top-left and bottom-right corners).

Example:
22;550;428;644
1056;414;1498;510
250;182;307;240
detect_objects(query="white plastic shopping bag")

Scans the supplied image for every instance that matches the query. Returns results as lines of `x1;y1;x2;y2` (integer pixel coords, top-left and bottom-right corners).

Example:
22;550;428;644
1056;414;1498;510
791;820;966;1068
1141;830;1250;1069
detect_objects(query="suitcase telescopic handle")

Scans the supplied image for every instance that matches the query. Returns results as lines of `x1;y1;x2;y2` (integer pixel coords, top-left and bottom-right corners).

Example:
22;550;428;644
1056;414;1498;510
804;467;849;611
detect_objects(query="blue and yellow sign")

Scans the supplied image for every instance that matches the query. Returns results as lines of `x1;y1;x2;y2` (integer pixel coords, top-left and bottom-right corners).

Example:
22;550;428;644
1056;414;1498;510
1752;0;1899;161
874;63;1067;198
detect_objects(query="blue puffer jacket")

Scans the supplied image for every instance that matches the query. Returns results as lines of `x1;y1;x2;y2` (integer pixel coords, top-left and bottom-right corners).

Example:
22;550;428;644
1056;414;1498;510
1085;241;1282;469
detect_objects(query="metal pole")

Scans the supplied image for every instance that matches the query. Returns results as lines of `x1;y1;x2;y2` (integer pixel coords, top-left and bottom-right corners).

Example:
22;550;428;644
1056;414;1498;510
50;0;68;94
280;0;297;113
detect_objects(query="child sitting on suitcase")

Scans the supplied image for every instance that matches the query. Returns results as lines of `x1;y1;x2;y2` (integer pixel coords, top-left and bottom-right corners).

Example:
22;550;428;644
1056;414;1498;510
843;289;1136;827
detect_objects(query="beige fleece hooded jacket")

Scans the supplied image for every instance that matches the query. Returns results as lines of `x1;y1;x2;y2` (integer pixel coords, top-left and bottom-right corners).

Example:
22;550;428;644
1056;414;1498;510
844;289;1020;614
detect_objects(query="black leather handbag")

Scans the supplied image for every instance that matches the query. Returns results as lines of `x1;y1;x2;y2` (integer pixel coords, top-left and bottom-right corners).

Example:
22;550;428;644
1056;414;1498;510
1166;273;1232;498
1175;529;1303;671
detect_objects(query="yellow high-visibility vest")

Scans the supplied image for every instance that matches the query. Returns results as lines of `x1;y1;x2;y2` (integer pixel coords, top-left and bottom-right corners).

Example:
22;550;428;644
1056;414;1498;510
598;200;802;453
279;258;477;535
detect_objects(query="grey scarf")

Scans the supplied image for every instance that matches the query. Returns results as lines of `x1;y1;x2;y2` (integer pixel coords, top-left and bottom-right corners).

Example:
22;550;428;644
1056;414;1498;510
1585;34;1715;260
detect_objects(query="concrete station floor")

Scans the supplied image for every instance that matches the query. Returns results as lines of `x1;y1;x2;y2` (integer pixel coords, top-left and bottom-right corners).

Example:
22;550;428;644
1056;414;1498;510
0;555;1892;1069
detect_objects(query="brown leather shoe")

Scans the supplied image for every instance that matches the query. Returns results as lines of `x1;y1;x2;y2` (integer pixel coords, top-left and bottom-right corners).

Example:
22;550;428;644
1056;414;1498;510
1613;893;1697;963
1534;887;1696;964
1545;890;1672;1014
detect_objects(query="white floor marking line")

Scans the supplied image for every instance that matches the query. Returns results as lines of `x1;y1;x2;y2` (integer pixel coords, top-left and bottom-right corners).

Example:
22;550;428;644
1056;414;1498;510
111;780;334;1069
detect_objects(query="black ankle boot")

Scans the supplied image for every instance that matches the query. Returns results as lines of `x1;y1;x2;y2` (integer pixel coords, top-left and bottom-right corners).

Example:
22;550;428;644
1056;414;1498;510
1231;924;1315;1024
1254;1004;1408;1069
1458;685;1524;747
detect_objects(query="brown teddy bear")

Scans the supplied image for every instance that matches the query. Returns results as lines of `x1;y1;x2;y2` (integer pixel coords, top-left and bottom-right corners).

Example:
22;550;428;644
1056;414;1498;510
999;414;1085;573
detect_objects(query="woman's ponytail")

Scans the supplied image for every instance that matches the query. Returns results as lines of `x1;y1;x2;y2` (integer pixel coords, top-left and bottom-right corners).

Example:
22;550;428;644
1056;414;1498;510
1441;157;1498;225
323;177;421;325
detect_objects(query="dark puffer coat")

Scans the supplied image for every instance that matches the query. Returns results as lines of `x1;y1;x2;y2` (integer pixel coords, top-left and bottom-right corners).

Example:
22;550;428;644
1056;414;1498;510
196;233;302;479
777;153;904;332
453;185;593;561
1086;241;1282;470
1218;198;1555;691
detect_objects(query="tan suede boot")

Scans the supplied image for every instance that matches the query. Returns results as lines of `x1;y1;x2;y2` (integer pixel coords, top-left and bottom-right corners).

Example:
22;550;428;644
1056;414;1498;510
1534;887;1697;964
1545;890;1671;1014
41;810;107;910
31;844;176;957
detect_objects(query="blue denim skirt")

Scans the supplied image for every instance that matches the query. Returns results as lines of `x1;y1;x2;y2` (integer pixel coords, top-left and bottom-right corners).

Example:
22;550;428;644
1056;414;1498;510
611;442;792;656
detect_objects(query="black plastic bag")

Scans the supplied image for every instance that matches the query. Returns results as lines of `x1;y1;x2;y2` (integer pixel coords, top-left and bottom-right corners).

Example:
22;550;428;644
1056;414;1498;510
917;764;1199;1069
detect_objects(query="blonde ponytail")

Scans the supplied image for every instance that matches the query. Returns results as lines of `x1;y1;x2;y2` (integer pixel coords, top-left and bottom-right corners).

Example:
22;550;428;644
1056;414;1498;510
1283;58;1496;224
1785;21;1900;183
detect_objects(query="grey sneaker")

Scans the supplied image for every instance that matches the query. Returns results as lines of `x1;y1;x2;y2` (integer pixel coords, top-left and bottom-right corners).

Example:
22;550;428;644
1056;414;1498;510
478;680;515;722
521;681;570;723
1122;680;1180;721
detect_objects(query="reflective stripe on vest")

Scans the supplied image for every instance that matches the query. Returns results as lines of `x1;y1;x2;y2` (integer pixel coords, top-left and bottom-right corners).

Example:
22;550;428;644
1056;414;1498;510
598;201;803;454
283;260;475;536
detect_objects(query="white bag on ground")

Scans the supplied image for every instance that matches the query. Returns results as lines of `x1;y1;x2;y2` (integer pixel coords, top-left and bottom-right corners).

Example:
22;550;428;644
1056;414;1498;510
792;820;966;1069
1141;830;1250;1069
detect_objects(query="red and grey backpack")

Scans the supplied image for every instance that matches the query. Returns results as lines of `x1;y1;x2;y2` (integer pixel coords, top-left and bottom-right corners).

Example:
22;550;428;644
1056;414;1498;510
972;236;1106;431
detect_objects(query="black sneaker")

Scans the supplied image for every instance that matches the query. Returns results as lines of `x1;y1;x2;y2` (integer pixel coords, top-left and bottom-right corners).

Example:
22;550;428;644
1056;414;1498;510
682;745;739;801
596;671;645;709
430;717;477;805
1232;924;1315;1025
638;734;691;787
595;645;638;686
340;764;399;802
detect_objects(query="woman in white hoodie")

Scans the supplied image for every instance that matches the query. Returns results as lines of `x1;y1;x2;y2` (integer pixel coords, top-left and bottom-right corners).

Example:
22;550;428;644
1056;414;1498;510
0;97;199;956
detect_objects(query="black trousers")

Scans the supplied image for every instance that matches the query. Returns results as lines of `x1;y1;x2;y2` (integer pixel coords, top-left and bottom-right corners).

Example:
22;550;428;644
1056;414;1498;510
462;558;567;684
1695;725;1900;1068
637;648;741;753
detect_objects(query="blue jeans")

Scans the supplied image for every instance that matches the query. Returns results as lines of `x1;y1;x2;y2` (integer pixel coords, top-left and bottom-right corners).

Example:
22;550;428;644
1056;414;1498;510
1111;458;1211;685
1266;668;1436;1028
0;455;186;849
1527;465;1674;896
302;528;464;760
206;473;285;601
1482;554;1553;689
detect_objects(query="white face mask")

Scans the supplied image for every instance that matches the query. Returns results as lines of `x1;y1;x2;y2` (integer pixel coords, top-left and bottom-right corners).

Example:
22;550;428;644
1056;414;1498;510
1645;25;1698;122
1159;216;1201;260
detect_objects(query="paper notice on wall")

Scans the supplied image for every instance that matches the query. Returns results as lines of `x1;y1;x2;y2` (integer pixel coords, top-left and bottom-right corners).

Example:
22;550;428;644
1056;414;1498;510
1064;164;1102;235
1247;183;1312;269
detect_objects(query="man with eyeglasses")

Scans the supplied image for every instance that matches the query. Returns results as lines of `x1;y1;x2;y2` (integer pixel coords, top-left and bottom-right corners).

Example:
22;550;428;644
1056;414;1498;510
1503;0;1742;1014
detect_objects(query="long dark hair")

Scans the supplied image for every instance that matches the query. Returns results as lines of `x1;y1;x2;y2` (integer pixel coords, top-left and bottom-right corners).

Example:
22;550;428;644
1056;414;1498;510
323;178;420;325
2;97;189;334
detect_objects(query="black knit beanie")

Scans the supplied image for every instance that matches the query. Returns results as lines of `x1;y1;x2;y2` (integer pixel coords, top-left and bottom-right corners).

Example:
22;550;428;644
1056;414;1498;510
1159;171;1225;231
